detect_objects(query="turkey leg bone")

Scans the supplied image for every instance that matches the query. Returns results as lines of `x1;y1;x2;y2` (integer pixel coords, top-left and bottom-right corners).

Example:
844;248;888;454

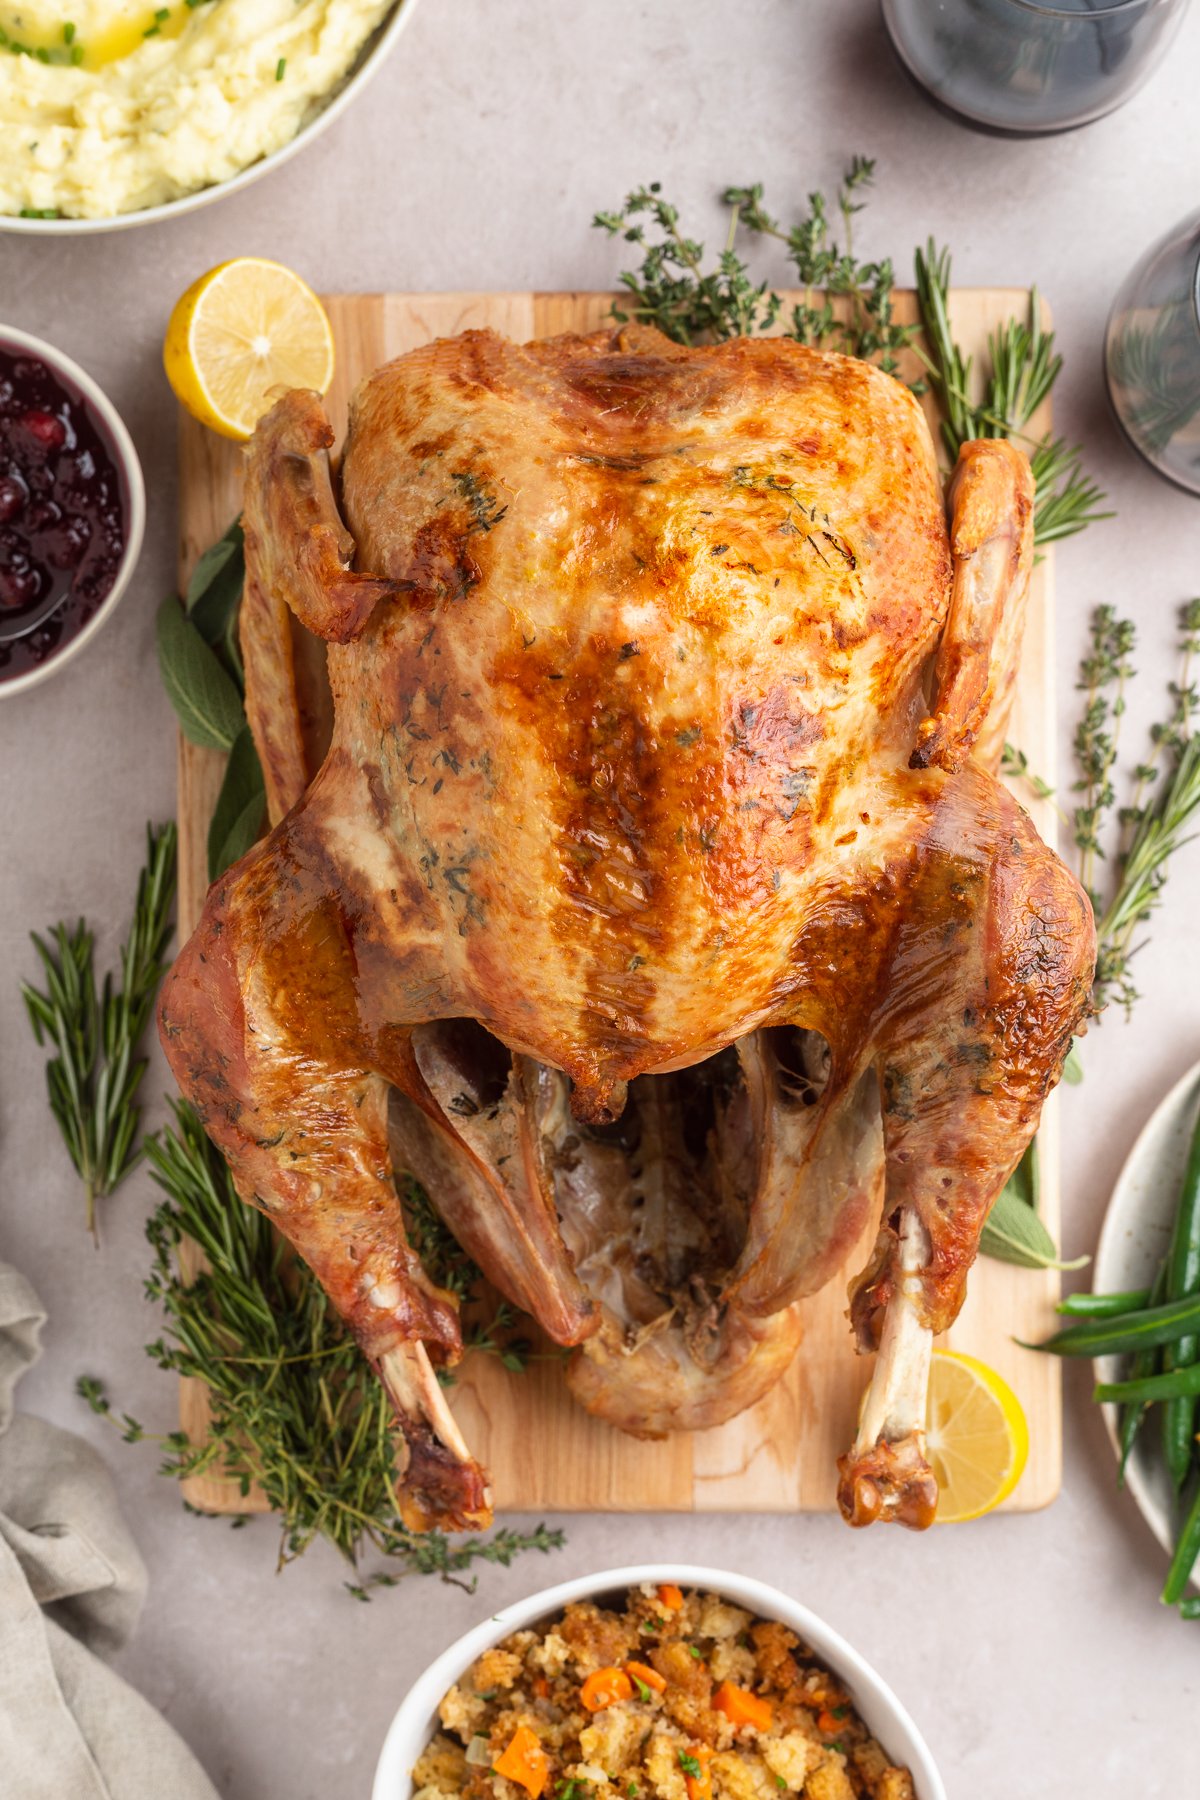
839;1209;936;1527
158;835;494;1533
837;438;1082;1525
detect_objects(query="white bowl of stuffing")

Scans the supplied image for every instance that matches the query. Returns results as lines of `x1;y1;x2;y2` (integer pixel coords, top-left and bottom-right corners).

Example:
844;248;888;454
372;1567;945;1800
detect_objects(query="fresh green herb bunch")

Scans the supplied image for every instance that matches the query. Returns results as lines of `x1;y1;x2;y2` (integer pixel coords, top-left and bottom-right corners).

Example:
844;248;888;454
1074;599;1200;1017
77;1100;554;1589
594;159;914;371
913;242;1111;548
22;822;177;1234
594;168;1109;550
980;1139;1087;1272
156;517;265;882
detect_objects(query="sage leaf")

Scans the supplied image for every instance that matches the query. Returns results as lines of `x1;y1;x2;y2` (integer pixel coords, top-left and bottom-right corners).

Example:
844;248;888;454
187;517;243;623
1005;1137;1039;1211
1062;1041;1084;1085
980;1176;1089;1271
157;596;245;752
207;724;265;881
186;518;245;689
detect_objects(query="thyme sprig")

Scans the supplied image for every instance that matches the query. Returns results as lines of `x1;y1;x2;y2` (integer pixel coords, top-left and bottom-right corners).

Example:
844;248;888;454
22;822;177;1234
1079;601;1200;1016
594;160;915;370
593;173;1109;549
77;1100;555;1586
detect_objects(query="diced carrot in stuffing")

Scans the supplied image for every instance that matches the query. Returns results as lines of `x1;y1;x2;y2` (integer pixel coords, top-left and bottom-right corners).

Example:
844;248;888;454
816;1710;840;1734
493;1725;548;1798
624;1660;667;1694
679;1745;712;1800
532;1677;550;1699
657;1583;684;1611
713;1681;773;1732
581;1667;634;1712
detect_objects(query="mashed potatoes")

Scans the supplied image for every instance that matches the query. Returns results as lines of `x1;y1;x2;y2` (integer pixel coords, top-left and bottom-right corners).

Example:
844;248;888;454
413;1585;915;1800
0;0;399;219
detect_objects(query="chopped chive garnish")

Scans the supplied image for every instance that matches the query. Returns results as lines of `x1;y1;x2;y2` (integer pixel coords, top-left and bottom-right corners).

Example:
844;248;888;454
142;22;159;33
275;54;285;78
62;20;75;41
19;206;61;219
69;41;83;61
155;6;169;17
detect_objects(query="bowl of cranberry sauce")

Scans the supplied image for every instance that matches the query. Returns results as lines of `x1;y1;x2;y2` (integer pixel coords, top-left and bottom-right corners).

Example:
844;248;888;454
0;327;145;697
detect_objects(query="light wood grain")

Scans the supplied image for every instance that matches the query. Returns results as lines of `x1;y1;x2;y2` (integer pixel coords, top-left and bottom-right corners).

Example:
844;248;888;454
176;289;1061;1517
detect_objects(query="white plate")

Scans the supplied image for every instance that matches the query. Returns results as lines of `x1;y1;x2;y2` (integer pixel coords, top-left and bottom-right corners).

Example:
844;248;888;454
0;0;420;236
371;1564;946;1800
1093;1057;1200;1584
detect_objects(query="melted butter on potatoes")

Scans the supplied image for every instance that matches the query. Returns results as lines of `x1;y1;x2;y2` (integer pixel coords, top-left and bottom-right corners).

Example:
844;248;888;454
0;0;396;218
412;1585;915;1800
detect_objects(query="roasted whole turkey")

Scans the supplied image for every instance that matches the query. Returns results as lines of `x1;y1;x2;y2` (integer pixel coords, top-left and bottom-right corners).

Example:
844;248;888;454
159;325;1095;1534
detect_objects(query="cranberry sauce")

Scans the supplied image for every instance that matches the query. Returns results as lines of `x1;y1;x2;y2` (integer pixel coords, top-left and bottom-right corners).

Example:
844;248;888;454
0;347;127;683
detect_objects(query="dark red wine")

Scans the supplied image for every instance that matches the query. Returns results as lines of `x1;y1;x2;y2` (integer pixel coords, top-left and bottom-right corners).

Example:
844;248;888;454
0;347;128;684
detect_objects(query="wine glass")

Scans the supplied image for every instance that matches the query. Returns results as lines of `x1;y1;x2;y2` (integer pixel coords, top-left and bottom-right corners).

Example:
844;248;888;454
881;0;1190;136
1105;209;1200;497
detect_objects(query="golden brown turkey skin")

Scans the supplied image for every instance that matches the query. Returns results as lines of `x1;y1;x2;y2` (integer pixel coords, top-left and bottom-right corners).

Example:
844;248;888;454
159;326;1094;1531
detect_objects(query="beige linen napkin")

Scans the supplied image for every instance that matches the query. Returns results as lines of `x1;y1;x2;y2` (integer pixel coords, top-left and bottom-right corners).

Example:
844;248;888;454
0;1260;220;1800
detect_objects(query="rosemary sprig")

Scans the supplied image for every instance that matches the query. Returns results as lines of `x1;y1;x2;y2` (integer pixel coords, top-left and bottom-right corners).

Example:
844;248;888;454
78;1100;555;1586
913;240;1111;548
22;822;177;1234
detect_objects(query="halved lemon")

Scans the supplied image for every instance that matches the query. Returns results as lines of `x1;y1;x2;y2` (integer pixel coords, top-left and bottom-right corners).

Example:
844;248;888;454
163;258;334;441
927;1348;1029;1523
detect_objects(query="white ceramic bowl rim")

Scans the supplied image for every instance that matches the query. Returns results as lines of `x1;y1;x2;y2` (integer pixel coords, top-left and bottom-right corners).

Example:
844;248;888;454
1094;1056;1200;1585
0;0;420;235
371;1565;946;1800
0;325;146;699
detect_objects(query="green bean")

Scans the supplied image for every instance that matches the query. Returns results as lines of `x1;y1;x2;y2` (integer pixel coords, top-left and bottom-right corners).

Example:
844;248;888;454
1024;1291;1200;1358
1096;1362;1200;1405
1057;1288;1150;1319
1162;1107;1200;1492
1177;1597;1200;1619
1117;1259;1168;1484
1162;1480;1200;1607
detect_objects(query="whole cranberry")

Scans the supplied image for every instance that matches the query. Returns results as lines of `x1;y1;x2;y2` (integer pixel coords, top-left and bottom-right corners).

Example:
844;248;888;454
0;475;25;523
0;563;43;610
22;410;67;454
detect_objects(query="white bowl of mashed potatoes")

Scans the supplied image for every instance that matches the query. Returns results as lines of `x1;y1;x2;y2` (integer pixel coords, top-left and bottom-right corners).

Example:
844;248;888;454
0;0;419;229
372;1568;946;1800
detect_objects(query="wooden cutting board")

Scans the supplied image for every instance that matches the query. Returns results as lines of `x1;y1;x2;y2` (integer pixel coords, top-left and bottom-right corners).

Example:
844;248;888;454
176;288;1062;1516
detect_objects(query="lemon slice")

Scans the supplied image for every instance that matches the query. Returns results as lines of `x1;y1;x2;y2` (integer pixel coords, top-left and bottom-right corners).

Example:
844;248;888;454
927;1349;1029;1523
163;258;334;441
